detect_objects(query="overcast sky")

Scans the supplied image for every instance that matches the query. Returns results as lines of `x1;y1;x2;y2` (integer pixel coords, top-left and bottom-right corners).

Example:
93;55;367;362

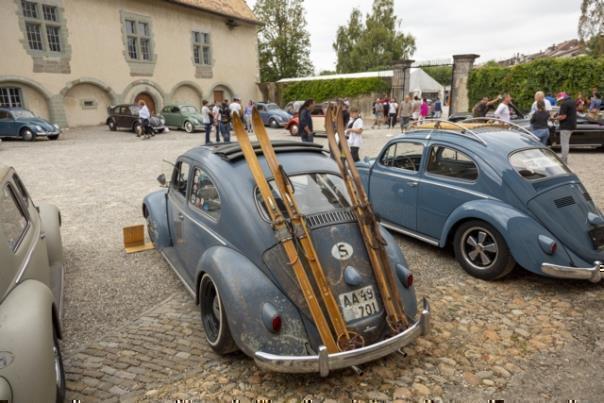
246;0;582;73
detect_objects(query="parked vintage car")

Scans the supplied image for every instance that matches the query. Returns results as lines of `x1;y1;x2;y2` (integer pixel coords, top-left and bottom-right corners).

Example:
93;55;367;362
161;104;205;133
358;119;604;282
0;107;61;141
0;165;65;402
143;141;429;375
255;102;292;128
106;104;166;135
550;115;604;148
285;101;329;136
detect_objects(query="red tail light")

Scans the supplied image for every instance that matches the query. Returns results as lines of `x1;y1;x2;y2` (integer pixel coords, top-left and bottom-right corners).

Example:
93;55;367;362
272;316;282;333
406;274;414;288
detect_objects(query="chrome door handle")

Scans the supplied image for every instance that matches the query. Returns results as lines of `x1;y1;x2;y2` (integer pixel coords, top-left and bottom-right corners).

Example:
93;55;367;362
178;213;185;220
408;181;419;187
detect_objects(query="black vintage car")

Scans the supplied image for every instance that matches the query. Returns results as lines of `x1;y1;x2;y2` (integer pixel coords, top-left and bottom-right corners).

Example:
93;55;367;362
106;104;167;135
550;116;604;148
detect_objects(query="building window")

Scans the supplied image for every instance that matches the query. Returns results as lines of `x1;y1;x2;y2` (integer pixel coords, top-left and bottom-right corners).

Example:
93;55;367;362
124;17;153;61
0;88;23;108
80;99;97;110
192;31;211;65
46;25;61;52
25;22;43;50
20;1;63;53
42;4;57;21
21;0;38;18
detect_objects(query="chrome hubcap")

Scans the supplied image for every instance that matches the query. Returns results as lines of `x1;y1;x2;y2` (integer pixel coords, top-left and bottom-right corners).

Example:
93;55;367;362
212;295;220;319
462;228;498;269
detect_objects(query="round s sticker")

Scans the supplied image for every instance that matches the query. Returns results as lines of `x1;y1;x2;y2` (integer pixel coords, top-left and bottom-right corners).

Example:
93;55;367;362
331;242;353;260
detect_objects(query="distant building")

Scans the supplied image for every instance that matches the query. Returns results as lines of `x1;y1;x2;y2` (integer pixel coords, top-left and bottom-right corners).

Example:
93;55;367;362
498;39;587;67
0;0;260;127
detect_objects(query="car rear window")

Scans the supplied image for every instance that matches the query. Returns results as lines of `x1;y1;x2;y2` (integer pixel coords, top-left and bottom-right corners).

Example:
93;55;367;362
509;148;570;181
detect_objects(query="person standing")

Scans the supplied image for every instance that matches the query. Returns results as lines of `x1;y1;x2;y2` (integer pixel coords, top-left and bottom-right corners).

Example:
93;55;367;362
244;100;254;132
372;98;383;129
472;96;499;117
398;96;413;130
346;107;363;162
382;98;390;124
589;90;602;113
211;102;221;143
556;92;577;164
200;100;212;144
138;100;152;139
220;99;232;143
433;96;443;118
494;94;512;122
388;98;398;128
412;96;421;121
342;103;350;128
530;100;550;145
419;98;429;122
530;91;552;114
229;97;242;115
575;93;587;114
299;99;315;143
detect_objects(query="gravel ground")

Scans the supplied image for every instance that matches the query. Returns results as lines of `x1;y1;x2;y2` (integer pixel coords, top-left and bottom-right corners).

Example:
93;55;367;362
2;124;604;400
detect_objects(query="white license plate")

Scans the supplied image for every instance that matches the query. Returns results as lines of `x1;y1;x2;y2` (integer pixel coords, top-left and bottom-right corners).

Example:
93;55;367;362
338;285;381;322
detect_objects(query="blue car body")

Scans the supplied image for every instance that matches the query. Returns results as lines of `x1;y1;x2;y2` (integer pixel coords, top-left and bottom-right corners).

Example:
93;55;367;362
358;124;604;282
0;107;61;140
143;141;429;375
255;102;292;128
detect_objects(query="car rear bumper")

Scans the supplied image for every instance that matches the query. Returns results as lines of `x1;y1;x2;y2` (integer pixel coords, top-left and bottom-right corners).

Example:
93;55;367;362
541;261;604;282
253;298;430;376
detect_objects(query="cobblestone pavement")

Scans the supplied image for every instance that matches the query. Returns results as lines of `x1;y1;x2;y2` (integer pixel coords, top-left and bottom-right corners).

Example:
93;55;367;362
2;125;604;400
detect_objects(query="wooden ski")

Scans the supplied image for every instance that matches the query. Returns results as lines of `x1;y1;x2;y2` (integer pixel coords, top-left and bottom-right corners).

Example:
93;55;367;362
231;112;339;353
251;108;364;351
325;104;408;332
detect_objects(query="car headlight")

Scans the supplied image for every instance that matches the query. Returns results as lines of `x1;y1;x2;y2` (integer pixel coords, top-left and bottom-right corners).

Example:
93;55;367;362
160;118;166;124
34;125;43;132
190;118;200;125
53;123;60;130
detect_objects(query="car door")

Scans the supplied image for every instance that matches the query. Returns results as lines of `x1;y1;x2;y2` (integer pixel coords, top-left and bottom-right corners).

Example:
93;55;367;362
161;106;175;127
0;110;18;137
369;140;425;230
116;106;129;128
417;144;482;239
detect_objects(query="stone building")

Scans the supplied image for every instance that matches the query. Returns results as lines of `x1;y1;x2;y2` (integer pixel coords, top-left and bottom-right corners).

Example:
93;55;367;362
0;0;260;127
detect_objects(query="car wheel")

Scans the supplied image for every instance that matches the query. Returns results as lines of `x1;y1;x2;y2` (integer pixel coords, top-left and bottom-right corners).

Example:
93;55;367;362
108;119;117;131
269;118;279;128
453;220;515;280
134;123;143;137
289;124;299;136
199;274;238;354
184;121;194;133
20;128;35;141
53;328;66;403
48;134;60;141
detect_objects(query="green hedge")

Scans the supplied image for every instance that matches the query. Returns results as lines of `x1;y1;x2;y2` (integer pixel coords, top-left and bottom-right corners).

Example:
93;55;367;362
281;77;389;104
469;57;604;111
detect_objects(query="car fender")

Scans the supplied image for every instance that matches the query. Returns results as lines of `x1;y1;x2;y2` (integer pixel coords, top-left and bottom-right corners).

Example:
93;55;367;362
0;280;57;402
195;246;310;357
440;199;573;275
143;189;172;249
37;203;63;269
105;116;115;125
286;116;299;129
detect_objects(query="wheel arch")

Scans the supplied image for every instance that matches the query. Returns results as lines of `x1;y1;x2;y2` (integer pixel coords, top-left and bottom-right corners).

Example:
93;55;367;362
142;189;171;248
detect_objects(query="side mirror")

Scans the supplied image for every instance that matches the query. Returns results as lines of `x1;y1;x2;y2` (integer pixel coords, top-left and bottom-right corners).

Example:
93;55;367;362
157;173;167;187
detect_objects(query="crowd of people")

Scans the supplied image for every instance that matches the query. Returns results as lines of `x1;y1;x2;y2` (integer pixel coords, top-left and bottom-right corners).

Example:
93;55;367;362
371;95;443;130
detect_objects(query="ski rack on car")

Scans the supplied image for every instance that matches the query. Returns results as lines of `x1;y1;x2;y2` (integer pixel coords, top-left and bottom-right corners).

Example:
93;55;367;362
407;119;488;146
461;117;541;142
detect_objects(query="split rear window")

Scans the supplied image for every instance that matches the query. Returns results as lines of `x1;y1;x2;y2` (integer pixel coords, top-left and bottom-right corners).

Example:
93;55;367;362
509;148;570;181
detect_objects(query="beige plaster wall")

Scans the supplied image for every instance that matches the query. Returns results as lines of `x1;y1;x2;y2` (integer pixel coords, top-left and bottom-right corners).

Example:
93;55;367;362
22;86;50;120
172;85;202;109
63;84;111;127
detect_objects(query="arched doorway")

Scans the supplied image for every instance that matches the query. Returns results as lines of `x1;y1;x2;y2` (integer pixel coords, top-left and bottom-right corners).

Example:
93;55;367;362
63;83;112;127
211;84;233;104
134;92;156;114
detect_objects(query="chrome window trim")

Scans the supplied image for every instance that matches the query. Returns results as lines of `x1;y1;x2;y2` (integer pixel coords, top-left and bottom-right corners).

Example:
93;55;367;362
170;197;227;246
377;140;425;174
2;183;31;253
187;166;221;223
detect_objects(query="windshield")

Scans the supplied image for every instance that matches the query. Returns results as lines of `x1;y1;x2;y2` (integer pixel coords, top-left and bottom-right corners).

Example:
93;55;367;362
256;173;351;218
12;110;35;118
510;148;570;181
267;104;280;111
181;106;198;113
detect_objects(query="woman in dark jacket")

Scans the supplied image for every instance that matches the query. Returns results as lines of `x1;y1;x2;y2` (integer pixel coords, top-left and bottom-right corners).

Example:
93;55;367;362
530;100;551;145
299;99;315;143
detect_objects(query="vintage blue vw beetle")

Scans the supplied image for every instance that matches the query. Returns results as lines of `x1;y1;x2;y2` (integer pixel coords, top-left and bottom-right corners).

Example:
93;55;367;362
357;119;604;282
143;141;429;375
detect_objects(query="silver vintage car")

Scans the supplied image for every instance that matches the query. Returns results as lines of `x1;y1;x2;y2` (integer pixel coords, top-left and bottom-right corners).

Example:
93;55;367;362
0;165;65;402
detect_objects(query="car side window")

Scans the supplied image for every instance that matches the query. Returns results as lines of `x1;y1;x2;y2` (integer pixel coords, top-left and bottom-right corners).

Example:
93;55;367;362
0;111;10;119
162;106;171;113
11;174;30;205
171;107;179;113
189;168;221;220
0;184;29;251
380;142;423;172
257;105;265;112
171;161;190;198
427;145;478;181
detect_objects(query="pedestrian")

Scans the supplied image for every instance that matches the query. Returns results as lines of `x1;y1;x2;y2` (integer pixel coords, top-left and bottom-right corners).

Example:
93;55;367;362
211;102;221;143
388;98;398;128
494;94;512;122
345;107;363;162
412;96;421;120
398;95;413;130
472;96;499;118
230;97;242;115
530;100;550;145
589;90;602;114
200;99;212;144
299;98;315;143
529;91;552;114
244;100;254;133
575;93;587;114
382;98;390;124
220;99;232;143
433;96;443;118
545;93;557;108
372;98;383;129
342;102;350;128
419;98;429;122
556;92;577;164
137;100;152;139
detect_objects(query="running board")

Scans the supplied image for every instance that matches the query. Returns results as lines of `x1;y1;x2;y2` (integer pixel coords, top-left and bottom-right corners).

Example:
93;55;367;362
380;221;440;246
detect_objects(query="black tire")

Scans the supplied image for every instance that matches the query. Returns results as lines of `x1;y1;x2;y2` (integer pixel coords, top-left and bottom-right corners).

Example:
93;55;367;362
21;128;35;141
199;274;238;354
53;328;66;403
133;123;143;137
453;220;515;280
289;124;299;136
269;118;279;128
183;121;194;133
48;134;60;141
108;119;117;131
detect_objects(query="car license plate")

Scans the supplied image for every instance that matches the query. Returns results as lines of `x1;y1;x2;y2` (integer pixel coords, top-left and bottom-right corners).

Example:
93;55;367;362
338;285;381;322
589;226;604;250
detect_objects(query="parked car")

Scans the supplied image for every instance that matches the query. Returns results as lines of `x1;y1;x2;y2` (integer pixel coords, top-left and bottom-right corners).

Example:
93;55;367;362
0;107;61;141
550;115;604;148
285;101;329;136
0;165;65;402
357;120;604;282
161;104;205;133
255;102;292;128
143;141;429;375
106;104;166;135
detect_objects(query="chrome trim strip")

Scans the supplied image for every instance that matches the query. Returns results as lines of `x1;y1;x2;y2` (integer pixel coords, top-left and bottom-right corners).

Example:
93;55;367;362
380;221;439;246
160;249;196;297
171;201;227;246
14;224;40;285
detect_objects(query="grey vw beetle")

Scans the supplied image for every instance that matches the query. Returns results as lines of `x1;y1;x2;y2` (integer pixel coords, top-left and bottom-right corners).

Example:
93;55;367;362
143;141;430;375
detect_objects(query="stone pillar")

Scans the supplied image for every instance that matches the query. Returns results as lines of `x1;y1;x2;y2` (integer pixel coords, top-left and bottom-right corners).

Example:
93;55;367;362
450;54;479;116
391;59;414;101
48;94;68;128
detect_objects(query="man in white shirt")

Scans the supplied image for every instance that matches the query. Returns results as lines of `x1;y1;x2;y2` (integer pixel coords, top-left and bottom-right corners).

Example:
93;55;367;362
211;102;221;142
529;91;553;114
200;100;212;144
345;107;363;162
494;94;512;122
229;97;242;115
138;100;151;138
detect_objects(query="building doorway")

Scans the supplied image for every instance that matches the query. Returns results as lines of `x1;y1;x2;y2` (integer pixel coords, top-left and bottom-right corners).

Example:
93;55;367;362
213;90;224;104
134;92;156;114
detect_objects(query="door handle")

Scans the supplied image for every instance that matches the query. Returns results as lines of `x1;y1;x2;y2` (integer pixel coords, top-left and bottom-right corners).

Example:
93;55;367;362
178;213;185;221
408;181;419;187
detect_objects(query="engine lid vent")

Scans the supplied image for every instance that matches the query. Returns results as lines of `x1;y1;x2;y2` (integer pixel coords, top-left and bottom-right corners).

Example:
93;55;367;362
554;196;576;208
306;208;356;229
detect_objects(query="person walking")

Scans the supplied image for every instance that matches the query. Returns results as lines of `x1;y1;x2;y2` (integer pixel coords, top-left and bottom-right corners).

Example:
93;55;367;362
387;98;398;128
433;96;443;118
200;100;212;144
244;100;254;132
419;98;429;122
211;102;221;143
398;95;413;130
494;94;512;122
138;100;152;139
372;98;383;129
412;96;421;121
556;92;577;164
530;100;550;145
219;99;232;143
299;99;315;143
345;107;363;162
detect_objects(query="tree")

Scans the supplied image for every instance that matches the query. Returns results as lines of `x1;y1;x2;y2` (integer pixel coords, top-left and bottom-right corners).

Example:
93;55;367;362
578;0;604;56
333;0;416;73
423;66;453;87
254;0;314;82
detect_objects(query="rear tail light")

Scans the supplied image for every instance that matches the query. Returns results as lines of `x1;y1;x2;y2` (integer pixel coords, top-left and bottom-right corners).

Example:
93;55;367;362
406;273;414;288
538;235;557;255
272;316;282;333
395;264;413;288
262;303;282;333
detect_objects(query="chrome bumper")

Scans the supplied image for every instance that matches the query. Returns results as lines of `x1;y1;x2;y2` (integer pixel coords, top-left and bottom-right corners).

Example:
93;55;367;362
254;298;430;377
541;261;604;282
36;130;60;136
